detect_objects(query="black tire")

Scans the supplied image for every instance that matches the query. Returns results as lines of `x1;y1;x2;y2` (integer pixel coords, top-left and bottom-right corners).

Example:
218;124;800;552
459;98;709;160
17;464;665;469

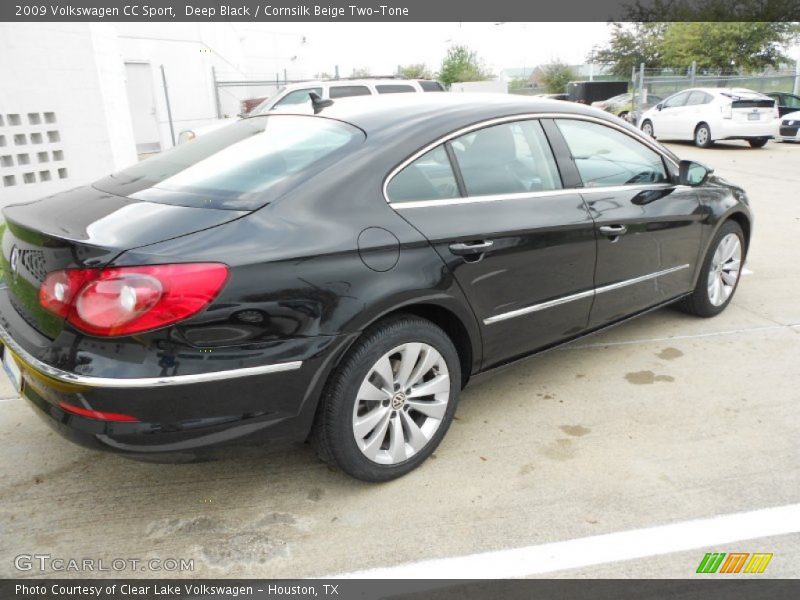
694;123;713;148
678;220;745;318
618;111;629;122
748;137;769;148
641;120;654;137
311;315;461;482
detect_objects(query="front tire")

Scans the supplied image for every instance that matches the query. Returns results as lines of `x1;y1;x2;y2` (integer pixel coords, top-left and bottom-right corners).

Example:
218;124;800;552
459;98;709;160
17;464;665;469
678;220;745;318
694;123;713;148
312;315;460;482
641;120;654;137
748;137;769;148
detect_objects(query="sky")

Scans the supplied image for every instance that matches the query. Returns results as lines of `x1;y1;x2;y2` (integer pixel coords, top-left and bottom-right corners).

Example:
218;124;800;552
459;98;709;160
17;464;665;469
232;22;613;79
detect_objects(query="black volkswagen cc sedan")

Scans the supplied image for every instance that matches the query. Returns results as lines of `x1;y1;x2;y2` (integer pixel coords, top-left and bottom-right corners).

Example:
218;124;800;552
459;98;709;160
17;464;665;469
0;94;751;481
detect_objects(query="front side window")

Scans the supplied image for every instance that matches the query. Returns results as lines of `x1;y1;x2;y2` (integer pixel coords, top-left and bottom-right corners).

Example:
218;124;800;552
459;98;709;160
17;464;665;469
663;92;690;108
555;119;669;187
451;120;562;196
274;88;323;107
386;146;459;202
96;116;365;210
329;85;371;99
376;84;416;94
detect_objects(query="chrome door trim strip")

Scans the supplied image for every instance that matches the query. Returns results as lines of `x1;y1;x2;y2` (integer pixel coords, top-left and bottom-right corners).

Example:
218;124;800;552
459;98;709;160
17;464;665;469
0;323;302;389
390;183;677;210
383;112;680;206
483;264;691;325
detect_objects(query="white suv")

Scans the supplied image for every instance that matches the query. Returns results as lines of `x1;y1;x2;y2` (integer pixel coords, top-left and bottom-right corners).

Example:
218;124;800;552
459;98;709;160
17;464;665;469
637;87;779;148
178;79;444;143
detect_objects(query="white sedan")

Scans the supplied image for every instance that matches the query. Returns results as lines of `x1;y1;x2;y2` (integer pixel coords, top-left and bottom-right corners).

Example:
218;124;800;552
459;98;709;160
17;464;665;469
778;110;800;142
637;87;779;148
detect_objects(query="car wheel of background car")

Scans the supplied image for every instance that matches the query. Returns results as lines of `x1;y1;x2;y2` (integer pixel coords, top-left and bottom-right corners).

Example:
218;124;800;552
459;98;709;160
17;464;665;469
678;220;744;318
748;137;769;148
618;111;629;122
641;120;654;137
694;123;713;148
311;315;460;482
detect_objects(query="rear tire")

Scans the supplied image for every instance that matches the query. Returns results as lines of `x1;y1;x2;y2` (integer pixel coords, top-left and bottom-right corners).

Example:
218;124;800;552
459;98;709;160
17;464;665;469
748;137;769;148
678;220;745;318
311;315;460;482
694;123;713;148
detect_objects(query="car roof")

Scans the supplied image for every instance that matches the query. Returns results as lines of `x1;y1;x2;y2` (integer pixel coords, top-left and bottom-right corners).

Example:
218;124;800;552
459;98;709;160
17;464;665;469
285;92;606;135
685;87;771;98
284;78;422;89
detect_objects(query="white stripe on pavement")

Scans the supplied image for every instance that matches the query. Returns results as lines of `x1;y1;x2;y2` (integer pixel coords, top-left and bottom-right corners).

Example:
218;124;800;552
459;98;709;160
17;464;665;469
332;503;800;579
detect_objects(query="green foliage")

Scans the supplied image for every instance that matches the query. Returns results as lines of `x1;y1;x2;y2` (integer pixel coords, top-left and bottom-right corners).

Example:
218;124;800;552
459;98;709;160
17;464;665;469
594;22;666;77
398;64;432;79
539;62;577;94
595;17;799;75
661;22;798;74
439;45;492;87
623;0;800;21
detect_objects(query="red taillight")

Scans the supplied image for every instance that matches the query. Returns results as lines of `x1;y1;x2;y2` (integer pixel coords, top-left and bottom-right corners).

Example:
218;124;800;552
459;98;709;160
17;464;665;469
59;401;139;422
39;263;228;337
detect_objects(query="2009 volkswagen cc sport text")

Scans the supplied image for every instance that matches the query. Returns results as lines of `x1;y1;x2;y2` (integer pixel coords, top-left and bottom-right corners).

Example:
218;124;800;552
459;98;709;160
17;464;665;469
0;94;751;481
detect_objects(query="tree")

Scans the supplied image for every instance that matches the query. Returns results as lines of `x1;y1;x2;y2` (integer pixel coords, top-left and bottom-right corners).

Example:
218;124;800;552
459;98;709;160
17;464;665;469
661;22;798;74
508;77;532;92
593;22;666;77
438;45;492;87
539;62;577;94
398;63;432;79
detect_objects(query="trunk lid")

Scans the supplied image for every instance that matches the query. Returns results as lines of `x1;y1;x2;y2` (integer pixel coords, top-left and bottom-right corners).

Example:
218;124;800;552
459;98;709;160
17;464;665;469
1;185;246;339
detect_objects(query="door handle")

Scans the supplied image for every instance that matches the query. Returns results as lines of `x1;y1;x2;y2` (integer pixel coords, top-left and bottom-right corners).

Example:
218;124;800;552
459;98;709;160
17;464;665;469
599;225;628;237
449;240;494;255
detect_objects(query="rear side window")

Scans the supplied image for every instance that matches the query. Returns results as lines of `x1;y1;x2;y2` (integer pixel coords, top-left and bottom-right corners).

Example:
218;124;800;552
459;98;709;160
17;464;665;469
686;91;712;105
784;94;800;109
386;146;459;202
96;116;365;210
376;84;416;94
329;85;371;99
274;88;323;107
419;81;444;92
663;92;690;108
555;119;668;187
451;120;562;196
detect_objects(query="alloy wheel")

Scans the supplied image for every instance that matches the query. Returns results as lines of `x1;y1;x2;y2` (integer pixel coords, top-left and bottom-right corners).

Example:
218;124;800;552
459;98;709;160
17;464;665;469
696;126;710;146
707;233;742;306
642;121;653;137
352;342;450;465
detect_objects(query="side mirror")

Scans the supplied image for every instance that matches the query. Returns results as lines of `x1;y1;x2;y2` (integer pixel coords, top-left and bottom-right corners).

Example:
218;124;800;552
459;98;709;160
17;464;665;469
656;103;663;111
679;160;713;186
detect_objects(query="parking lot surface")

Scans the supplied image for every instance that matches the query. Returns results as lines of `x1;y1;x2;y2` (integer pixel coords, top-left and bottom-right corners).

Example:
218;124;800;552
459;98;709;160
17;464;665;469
1;140;798;579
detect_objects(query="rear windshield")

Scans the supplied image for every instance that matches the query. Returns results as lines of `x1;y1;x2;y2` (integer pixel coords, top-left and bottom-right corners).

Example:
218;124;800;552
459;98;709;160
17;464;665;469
94;115;364;210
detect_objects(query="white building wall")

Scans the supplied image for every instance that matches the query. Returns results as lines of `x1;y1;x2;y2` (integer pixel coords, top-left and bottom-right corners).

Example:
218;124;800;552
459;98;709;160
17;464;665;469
0;23;137;207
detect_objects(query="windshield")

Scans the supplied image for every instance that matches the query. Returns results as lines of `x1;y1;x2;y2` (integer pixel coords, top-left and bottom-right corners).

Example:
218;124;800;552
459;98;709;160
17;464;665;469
95;115;364;210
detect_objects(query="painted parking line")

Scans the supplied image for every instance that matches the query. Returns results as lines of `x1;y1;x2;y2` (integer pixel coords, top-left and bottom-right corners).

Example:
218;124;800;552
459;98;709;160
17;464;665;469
0;396;20;402
332;503;800;579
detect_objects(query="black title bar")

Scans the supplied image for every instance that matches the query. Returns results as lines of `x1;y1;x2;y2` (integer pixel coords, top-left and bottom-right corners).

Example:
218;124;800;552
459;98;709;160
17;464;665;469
3;0;800;22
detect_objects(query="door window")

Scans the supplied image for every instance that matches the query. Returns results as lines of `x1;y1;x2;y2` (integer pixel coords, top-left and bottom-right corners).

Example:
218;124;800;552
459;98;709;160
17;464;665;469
273;88;323;107
451;120;562;196
329;85;371;99
555;119;669;187
685;91;712;106
784;94;800;109
663;92;690;108
386;145;459;202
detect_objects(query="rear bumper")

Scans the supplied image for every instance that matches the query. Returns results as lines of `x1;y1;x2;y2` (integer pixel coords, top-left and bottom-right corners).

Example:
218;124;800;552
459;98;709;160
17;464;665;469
716;119;778;140
0;317;354;461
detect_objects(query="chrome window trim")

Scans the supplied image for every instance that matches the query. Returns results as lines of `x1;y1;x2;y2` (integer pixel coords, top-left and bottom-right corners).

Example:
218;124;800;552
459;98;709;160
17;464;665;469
383;112;680;207
483;264;690;325
390;183;678;210
0;323;302;389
